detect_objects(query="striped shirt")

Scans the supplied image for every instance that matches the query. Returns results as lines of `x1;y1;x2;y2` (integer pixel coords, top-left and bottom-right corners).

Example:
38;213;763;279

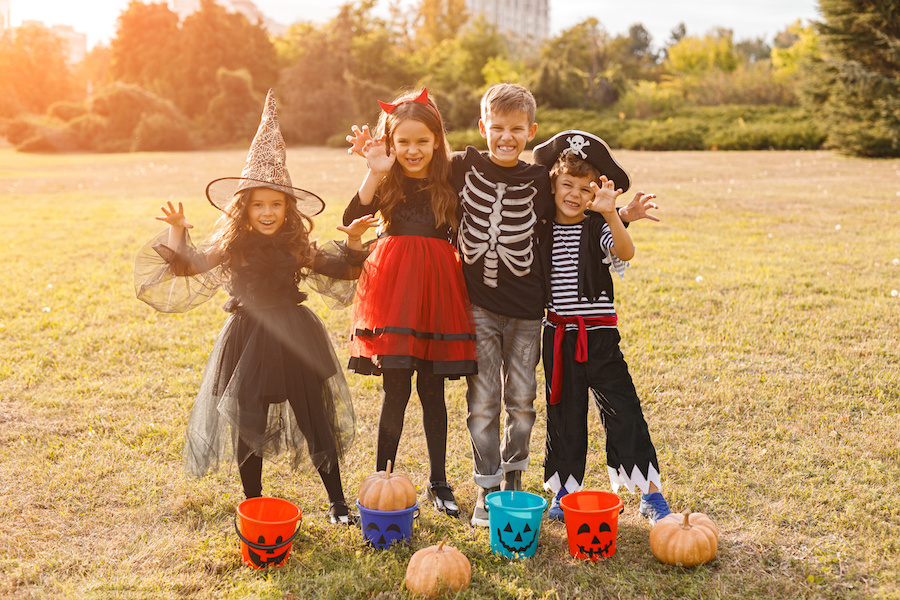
546;221;623;332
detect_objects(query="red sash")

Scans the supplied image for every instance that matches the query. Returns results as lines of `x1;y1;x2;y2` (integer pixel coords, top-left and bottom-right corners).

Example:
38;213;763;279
546;311;618;405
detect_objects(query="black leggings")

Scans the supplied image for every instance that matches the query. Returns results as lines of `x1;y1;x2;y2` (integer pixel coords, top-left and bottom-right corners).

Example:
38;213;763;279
237;440;346;503
376;368;448;482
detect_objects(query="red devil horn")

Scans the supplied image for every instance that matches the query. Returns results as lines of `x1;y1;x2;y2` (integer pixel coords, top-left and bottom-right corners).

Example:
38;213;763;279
378;88;432;114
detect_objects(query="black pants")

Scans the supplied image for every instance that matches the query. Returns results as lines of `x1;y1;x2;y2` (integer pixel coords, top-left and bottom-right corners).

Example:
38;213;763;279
542;326;659;493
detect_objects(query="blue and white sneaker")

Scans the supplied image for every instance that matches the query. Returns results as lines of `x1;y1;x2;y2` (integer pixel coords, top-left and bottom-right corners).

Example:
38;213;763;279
639;492;671;525
548;487;568;522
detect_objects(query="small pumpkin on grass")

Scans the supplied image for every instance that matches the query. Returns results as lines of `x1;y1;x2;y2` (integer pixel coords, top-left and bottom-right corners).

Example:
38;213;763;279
649;510;719;567
405;540;471;598
358;459;417;511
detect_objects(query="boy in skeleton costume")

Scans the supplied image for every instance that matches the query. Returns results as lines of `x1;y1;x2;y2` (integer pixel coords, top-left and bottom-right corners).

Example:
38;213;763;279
449;84;553;526
532;130;671;524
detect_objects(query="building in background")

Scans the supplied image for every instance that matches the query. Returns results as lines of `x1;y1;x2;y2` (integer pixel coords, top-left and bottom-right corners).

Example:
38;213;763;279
170;0;287;37
2;1;87;63
48;24;87;64
464;0;550;42
0;0;11;35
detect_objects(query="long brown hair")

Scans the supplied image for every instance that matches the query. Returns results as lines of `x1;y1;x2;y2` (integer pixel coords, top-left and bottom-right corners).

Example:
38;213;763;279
374;90;458;230
207;187;314;274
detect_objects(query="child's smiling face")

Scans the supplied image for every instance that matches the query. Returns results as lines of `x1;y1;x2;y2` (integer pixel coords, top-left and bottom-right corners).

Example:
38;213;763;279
391;118;439;178
247;187;287;235
479;110;537;167
552;172;596;224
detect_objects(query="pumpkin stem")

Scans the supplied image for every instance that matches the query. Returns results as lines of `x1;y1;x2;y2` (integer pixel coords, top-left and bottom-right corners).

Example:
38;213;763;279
438;539;445;552
386;459;393;475
682;510;692;529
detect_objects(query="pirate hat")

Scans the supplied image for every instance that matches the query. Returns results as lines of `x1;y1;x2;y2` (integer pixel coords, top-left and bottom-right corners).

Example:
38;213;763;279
206;89;324;216
533;130;630;193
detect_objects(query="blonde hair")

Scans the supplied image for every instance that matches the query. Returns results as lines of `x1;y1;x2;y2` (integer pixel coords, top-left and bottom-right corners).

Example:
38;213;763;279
480;83;536;125
374;89;458;230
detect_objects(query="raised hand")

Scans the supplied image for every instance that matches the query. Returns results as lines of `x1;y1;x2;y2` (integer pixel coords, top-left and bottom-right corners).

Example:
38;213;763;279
337;215;379;240
346;124;373;157
156;201;193;229
363;138;395;174
586;175;623;216
618;191;660;223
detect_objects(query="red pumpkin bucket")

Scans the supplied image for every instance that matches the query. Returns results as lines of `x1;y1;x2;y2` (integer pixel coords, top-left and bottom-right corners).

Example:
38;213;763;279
234;497;302;569
559;491;623;560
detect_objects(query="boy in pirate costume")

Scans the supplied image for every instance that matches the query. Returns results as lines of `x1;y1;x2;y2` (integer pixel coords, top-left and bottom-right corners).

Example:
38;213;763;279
532;130;671;524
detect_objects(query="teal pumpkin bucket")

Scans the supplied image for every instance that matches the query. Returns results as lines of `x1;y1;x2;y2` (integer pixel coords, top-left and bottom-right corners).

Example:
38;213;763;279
486;491;547;559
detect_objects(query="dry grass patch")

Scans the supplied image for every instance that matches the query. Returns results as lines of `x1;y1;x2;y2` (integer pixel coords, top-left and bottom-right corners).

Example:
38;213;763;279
1;147;898;599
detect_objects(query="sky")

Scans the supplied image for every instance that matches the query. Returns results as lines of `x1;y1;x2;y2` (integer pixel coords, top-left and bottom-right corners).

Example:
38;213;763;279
9;0;821;50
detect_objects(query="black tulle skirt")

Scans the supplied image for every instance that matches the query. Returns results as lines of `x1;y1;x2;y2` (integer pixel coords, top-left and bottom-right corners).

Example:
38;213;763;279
182;303;355;476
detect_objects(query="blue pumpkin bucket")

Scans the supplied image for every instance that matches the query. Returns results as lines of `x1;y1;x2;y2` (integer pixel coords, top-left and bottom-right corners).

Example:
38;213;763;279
356;501;418;549
486;491;547;559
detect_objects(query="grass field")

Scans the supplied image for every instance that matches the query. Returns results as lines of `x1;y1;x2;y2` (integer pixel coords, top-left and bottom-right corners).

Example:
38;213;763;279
1;146;898;600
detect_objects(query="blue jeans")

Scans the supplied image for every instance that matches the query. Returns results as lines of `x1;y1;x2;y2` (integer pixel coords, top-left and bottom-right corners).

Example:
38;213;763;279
465;305;542;488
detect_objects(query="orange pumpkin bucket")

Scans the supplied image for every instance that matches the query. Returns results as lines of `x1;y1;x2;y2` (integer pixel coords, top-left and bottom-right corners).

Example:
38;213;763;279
559;491;623;560
234;497;302;569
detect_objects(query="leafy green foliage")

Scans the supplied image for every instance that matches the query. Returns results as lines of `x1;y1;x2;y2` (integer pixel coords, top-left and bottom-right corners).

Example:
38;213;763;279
0;23;78;118
800;0;900;157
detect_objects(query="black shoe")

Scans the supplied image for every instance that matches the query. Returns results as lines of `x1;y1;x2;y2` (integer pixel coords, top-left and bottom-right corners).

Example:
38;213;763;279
425;481;460;518
329;500;359;526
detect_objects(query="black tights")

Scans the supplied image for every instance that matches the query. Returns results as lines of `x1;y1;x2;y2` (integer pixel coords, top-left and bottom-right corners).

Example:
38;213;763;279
237;444;346;504
377;368;447;482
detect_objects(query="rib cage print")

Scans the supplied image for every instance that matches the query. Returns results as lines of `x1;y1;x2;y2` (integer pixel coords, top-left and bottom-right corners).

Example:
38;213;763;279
458;166;538;288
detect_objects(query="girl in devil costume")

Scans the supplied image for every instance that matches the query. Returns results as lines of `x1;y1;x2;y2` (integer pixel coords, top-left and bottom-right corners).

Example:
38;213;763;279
343;89;477;518
134;90;377;525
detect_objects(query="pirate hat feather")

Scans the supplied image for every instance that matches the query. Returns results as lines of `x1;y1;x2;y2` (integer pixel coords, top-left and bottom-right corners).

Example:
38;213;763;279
206;89;325;216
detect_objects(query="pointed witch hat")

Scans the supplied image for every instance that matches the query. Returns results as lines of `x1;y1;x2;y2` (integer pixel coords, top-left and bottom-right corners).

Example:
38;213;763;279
205;89;325;216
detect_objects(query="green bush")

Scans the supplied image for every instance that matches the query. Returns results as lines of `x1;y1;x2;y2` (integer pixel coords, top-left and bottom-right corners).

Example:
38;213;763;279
619;118;707;150
616;81;686;118
705;120;825;150
199;68;262;146
4;117;42;145
66;113;110;152
15;125;79;152
48;101;87;122
447;128;486;151
132;112;195;151
90;82;192;143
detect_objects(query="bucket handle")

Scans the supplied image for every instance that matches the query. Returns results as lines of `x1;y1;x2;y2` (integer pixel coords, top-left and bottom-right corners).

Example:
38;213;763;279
234;514;299;552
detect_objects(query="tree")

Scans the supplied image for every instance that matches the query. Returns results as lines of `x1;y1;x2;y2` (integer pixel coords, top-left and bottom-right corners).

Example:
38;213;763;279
174;0;278;117
109;1;180;96
535;19;620;109
666;32;739;77
801;0;900;156
771;21;819;79
200;68;264;145
0;23;77;117
413;0;469;50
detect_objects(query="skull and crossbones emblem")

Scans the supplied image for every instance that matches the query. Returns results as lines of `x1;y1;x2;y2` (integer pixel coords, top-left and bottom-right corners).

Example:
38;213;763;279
563;134;590;159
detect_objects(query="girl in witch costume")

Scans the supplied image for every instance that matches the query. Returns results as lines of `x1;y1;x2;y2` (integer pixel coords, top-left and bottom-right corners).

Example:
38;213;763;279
342;89;477;518
134;90;377;525
532;130;671;525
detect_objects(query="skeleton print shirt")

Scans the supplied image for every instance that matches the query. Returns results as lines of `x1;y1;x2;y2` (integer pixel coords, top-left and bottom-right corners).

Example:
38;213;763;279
451;147;554;319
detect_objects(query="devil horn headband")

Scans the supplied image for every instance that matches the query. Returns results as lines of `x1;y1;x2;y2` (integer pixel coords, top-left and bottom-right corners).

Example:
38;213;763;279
378;88;438;116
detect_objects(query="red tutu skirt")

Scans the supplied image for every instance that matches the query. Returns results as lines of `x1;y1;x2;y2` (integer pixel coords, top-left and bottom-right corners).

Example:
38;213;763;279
349;234;477;377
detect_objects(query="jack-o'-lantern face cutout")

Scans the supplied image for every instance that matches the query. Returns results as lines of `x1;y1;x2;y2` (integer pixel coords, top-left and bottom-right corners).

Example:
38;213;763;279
575;521;614;560
496;521;538;555
248;535;289;568
364;521;403;548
